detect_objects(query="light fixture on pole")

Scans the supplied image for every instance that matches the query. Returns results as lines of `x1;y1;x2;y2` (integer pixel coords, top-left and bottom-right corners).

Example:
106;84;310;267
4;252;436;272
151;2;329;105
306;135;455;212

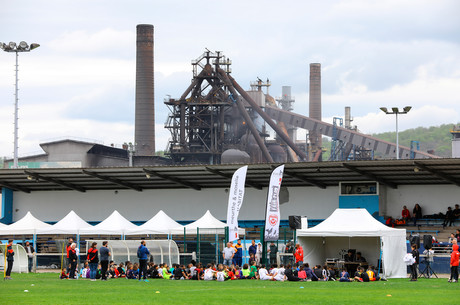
0;41;40;168
380;106;412;159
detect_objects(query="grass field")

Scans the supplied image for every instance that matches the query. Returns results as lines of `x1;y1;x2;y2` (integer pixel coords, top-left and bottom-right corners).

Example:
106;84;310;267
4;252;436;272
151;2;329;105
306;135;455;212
1;273;457;304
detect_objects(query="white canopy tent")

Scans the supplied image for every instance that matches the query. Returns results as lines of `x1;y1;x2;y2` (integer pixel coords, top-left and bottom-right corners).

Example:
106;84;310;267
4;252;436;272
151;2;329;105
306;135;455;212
296;208;407;278
0;211;52;235
125;210;182;235
36;210;93;235
79;210;138;236
170;210;245;236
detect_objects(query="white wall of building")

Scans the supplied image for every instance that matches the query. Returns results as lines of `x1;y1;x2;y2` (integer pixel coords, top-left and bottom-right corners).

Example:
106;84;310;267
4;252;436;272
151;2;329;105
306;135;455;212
11;183;459;223
385;184;460;218
12;186;339;222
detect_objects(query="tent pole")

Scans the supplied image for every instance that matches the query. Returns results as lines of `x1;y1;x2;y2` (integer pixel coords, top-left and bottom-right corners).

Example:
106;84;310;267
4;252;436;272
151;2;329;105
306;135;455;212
197;227;200;263
378;238;383;277
33;233;37;273
215;233;218;264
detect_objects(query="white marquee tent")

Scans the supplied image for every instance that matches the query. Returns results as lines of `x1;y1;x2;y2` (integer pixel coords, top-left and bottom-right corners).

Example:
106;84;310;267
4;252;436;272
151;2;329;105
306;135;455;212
79;210;138;236
0;211;52;235
296;208;407;278
170;210;245;236
36;210;93;235
125;210;182;235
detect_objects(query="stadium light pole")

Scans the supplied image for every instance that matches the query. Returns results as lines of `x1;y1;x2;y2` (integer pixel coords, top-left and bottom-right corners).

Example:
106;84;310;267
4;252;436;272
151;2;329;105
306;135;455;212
380;106;412;160
0;41;40;168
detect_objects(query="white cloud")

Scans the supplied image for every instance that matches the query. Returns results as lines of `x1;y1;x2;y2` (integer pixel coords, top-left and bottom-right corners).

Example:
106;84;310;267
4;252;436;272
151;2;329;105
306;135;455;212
1;0;459;159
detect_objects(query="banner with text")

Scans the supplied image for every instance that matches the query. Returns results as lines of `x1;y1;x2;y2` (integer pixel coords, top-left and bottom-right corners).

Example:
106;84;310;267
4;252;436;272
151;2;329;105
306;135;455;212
226;165;248;241
264;164;284;241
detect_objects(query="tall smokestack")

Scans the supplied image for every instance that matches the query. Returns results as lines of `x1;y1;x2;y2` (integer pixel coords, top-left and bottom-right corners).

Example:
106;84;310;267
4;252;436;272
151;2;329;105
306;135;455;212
135;24;155;155
309;63;322;156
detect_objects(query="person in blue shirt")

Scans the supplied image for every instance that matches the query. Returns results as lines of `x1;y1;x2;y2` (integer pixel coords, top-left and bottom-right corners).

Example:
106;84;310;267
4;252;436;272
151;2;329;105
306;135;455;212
137;240;150;282
248;240;257;264
233;239;243;267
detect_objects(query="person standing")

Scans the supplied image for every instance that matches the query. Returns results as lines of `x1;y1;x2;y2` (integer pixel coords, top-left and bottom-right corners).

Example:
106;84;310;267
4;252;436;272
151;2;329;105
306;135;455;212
423;247;434;279
222;242;235;266
255;243;263;265
449;240;459;283
268;242;278;265
413;204;422;226
66;237;74;269
233;239;243;267
284;242;294;265
137;240;150;282
24;241;35;273
87;242;99;281
248;240;257;264
68;243;78;279
294;244;304;267
5;239;14;280
410;244;419;281
99;241;111;281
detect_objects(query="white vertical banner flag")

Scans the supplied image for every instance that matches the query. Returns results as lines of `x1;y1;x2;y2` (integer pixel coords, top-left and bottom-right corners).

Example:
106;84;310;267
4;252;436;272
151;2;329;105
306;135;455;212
226;165;248;241
264;164;284;241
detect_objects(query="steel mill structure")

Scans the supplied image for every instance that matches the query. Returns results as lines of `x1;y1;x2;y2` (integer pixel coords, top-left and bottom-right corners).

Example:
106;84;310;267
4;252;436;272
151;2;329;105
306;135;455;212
162;50;438;165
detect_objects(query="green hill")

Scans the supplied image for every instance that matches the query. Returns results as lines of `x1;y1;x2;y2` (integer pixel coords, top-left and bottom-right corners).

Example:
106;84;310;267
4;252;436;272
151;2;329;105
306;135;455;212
371;123;457;158
323;123;458;159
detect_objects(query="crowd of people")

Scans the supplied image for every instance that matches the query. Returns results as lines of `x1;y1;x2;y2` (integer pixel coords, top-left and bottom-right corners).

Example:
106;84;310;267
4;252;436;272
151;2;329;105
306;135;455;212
57;238;386;283
386;203;460;228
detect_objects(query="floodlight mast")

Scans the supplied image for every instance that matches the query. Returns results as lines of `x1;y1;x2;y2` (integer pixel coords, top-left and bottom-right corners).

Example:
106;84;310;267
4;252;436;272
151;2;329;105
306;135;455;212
379;106;412;159
0;41;40;168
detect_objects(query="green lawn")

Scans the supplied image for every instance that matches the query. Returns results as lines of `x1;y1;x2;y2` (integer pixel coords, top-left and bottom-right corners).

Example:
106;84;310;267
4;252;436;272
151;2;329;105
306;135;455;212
1;273;456;305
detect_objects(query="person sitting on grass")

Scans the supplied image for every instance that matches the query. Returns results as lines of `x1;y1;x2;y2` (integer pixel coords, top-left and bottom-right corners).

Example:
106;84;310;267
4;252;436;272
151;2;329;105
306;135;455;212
241;263;250;279
284;264;302;281
297;265;306;280
339;268;351;282
367;266;381;281
249;261;258;279
173;264;188;280
353;266;369;282
322;265;329;281
216;265;226;282
313;265;323;280
125;264;135;279
162;263;172;279
234;265;242;279
305;263;318;281
258;265;273;281
327;266;336;281
117;263;126;278
60;268;69;279
203;263;217;280
80;262;90;279
273;264;285;282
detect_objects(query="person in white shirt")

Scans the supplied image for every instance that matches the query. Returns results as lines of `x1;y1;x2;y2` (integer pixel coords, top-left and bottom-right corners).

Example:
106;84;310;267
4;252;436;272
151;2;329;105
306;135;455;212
258;265;273;280
203;263;216;281
274;264;285;281
222;242;235;266
216;265;226;282
255;243;263;265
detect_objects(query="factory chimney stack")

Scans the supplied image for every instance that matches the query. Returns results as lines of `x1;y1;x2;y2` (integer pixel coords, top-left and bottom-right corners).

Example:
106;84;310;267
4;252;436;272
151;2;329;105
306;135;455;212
309;63;322;158
135;24;155;155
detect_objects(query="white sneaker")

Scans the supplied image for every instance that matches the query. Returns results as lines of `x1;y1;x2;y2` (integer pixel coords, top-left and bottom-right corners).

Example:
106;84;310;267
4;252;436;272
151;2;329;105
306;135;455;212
453;280;458;283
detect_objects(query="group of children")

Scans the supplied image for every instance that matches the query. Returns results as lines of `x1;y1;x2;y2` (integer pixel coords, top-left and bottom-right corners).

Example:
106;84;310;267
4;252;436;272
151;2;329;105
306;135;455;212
59;257;383;283
338;265;383;282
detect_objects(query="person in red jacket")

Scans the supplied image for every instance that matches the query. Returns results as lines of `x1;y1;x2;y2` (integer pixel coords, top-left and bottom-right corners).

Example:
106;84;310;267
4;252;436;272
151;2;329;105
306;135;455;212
401;206;411;222
5;239;14;280
294;244;304;267
449;242;459;283
87;242;99;281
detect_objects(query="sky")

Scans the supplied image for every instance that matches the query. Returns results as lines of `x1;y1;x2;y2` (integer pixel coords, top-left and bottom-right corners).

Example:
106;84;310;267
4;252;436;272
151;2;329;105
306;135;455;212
0;0;459;158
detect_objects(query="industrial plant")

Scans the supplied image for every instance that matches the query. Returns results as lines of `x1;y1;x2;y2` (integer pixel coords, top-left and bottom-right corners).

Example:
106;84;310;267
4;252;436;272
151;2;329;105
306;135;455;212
3;24;439;169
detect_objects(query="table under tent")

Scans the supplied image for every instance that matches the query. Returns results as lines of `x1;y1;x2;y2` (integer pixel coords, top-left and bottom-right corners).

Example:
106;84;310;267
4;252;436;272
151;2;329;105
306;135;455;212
296;209;407;278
